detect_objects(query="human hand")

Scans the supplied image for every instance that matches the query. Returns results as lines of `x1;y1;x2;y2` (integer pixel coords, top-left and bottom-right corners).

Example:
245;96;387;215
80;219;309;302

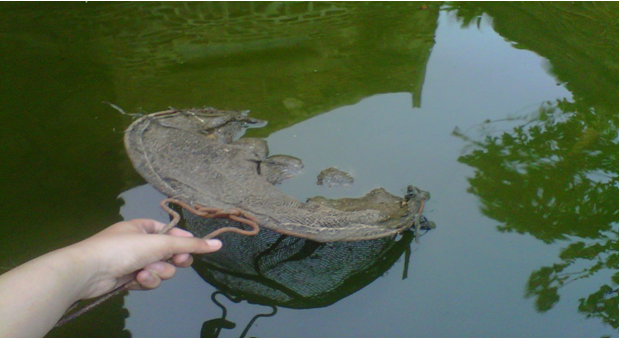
65;219;222;300
0;218;222;337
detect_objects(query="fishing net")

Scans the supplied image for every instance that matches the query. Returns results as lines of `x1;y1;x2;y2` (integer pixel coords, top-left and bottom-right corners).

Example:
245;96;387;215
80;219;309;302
182;210;419;309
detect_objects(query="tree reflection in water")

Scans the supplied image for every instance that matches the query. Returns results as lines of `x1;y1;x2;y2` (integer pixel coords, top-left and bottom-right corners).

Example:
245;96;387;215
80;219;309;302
454;99;619;328
446;1;619;330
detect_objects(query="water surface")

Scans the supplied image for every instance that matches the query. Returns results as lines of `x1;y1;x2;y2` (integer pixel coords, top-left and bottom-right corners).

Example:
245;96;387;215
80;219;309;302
1;2;619;337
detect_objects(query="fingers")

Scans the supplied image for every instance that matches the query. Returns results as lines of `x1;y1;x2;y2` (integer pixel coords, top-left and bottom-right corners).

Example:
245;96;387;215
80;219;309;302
129;253;194;291
167;227;194;238
126;219;168;234
135;261;177;289
131;236;221;290
127;219;196;239
135;270;161;289
172;253;194;267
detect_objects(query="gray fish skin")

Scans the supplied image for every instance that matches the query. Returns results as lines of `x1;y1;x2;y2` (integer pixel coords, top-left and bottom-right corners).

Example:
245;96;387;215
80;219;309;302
124;108;430;242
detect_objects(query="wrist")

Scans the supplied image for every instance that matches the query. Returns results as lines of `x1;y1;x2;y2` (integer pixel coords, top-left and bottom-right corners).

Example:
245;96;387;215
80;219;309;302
58;241;108;301
43;246;95;302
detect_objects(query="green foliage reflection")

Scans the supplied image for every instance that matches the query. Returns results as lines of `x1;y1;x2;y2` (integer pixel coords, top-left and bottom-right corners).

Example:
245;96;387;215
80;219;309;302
455;100;619;327
455;100;619;242
449;1;619;330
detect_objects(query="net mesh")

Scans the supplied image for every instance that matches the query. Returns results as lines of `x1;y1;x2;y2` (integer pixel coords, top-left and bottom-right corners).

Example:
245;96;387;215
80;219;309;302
183;209;414;308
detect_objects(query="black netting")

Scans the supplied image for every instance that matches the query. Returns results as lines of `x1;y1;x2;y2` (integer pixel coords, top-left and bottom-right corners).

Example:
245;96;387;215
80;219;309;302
182;208;415;309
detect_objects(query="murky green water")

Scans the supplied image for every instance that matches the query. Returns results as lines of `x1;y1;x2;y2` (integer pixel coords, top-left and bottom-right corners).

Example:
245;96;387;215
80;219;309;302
2;2;619;337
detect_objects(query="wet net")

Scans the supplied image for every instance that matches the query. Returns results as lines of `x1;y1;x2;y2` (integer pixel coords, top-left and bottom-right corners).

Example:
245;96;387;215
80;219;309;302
182;209;417;308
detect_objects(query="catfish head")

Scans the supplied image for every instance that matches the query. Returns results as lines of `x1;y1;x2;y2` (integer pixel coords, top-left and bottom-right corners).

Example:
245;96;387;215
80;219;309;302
151;107;266;143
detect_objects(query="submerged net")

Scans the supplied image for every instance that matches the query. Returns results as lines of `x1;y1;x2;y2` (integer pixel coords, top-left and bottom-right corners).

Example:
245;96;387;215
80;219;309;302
182;209;416;308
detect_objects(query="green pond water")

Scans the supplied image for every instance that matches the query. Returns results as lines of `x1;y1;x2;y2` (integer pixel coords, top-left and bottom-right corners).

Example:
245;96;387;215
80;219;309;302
2;2;619;337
